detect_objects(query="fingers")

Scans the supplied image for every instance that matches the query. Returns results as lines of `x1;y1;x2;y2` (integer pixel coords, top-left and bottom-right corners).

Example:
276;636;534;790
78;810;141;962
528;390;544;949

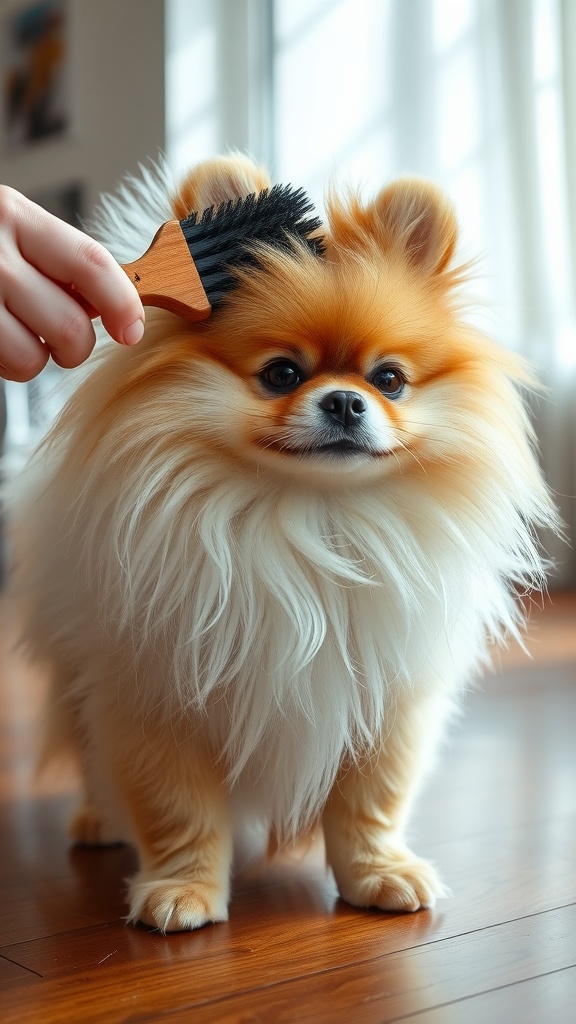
4;260;97;370
61;282;100;320
0;184;146;381
16;196;145;345
0;306;49;382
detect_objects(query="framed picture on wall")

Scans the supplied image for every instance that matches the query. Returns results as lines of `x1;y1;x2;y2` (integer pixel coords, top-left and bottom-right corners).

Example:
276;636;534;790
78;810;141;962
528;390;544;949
1;0;70;152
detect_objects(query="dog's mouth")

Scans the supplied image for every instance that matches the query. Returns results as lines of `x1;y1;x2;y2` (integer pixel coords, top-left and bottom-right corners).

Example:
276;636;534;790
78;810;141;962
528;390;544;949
311;440;378;456
274;439;388;458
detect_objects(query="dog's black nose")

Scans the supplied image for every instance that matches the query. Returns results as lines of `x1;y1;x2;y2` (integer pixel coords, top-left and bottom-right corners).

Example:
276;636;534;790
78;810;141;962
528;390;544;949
319;390;367;427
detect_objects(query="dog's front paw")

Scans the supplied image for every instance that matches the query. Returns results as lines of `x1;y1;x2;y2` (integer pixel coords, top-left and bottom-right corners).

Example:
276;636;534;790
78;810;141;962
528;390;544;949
335;846;447;913
127;876;229;932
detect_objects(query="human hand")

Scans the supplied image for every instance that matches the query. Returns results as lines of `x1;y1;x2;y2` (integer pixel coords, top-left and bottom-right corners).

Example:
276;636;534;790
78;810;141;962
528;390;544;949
0;185;145;382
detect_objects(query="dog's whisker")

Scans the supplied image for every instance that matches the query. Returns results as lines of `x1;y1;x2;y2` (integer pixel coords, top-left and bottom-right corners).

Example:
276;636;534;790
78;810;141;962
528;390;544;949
393;437;428;476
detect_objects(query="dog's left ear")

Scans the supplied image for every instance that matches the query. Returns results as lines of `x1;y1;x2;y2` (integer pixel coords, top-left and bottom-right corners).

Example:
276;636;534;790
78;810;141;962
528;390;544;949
329;178;458;276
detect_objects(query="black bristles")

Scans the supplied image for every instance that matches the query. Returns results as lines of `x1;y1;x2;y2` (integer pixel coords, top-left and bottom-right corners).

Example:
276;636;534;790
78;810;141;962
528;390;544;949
179;184;324;307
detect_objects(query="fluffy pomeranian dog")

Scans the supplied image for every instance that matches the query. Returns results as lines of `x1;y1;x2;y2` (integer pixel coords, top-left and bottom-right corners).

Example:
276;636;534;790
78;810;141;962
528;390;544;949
11;154;557;932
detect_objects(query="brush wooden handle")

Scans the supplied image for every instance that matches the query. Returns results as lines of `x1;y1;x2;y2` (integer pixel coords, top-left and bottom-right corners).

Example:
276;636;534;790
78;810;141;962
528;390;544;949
121;220;212;321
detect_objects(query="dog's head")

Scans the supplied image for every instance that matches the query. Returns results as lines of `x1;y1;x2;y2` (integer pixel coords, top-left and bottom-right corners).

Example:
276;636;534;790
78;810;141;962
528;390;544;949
152;154;527;487
89;155;535;494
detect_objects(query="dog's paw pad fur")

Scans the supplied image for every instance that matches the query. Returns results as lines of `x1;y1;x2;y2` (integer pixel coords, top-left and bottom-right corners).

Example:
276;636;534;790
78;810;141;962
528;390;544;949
128;877;229;932
338;850;447;913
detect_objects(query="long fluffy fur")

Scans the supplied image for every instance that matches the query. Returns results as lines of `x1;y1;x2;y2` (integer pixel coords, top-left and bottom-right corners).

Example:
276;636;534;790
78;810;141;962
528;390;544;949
9;155;559;930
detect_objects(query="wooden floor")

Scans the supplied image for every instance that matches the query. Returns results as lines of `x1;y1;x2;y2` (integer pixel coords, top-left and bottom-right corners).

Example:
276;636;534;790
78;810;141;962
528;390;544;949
0;592;575;1023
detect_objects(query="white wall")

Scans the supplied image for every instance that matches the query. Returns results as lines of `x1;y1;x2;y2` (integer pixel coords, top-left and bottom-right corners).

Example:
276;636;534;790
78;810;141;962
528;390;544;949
0;0;165;217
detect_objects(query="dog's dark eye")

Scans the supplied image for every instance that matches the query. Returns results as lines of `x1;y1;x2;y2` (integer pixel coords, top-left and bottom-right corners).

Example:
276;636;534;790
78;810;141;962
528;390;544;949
369;366;406;399
260;360;303;393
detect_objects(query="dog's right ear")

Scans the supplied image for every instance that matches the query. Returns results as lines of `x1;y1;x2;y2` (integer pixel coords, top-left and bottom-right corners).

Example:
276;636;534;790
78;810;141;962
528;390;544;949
171;153;273;219
327;178;459;278
370;178;459;276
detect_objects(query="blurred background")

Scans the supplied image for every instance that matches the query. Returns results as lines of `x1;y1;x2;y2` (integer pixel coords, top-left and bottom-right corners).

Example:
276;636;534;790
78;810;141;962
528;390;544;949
0;0;574;585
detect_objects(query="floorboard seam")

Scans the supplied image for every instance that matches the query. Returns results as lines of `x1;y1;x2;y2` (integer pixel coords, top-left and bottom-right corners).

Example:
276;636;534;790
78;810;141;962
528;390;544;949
0;917;127;955
0;952;43;979
384;964;576;1022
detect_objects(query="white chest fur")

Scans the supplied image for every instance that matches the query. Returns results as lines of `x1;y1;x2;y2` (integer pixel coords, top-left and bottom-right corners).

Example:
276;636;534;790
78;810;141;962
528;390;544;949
93;471;522;835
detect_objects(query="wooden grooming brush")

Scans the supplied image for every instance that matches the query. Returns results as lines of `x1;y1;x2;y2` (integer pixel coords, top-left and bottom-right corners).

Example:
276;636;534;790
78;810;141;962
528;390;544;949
120;185;324;321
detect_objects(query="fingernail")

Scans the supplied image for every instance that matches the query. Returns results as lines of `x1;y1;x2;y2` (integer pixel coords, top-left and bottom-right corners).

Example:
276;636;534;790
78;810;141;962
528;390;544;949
123;318;145;346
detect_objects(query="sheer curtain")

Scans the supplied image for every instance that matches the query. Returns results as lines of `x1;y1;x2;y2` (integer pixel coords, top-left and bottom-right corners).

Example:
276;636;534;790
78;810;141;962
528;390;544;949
268;0;575;584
